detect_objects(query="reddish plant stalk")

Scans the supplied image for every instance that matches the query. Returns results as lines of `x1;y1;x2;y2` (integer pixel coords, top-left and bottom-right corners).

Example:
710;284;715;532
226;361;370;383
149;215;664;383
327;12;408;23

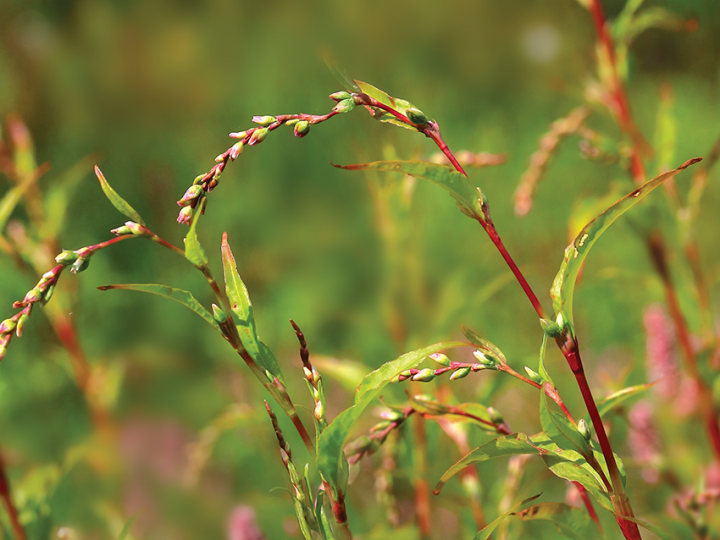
0;454;26;540
647;234;720;459
574;482;603;535
411;409;432;539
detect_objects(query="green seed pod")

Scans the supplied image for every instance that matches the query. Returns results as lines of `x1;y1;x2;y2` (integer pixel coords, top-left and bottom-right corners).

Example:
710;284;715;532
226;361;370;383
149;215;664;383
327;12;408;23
252;115;277;126
524;366;545;385
449;367;471;381
55;250;79;266
411;368;436;382
406;106;428;126
333;98;356;114
294;121;310;138
329;91;351;102
487;407;504;425
577;419;591;442
430;353;451;367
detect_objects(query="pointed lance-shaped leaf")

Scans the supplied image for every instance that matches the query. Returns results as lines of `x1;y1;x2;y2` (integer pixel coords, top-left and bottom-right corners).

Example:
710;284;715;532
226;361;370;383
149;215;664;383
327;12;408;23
334;160;486;221
473;494;542;540
550;158;701;326
94;166;146;226
316;341;467;498
97;283;221;333
184;197;209;268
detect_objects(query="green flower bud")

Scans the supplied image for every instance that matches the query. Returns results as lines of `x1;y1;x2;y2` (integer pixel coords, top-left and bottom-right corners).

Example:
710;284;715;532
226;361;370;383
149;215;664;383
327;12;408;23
192;174;206;185
55;250;79;266
15;312;28;337
370;421;392;433
411;368;436;382
212;304;229;323
71;257;90;275
577;419;591;442
540;317;562;337
177;206;193;225
400;370;413;377
252;115;277;126
248;128;268;146
42;285;55;306
487;407;504;425
524;366;544;385
110;225;132;236
229;130;247;139
449;367;471;381
380;410;404;422
333;98;356;114
0;318;16;335
180;184;204;206
406;107;428;126
230;141;244;160
472;350;497;367
293;121;310;138
314;400;324;420
329;91;351;102
430;353;451;367
23;288;43;304
285;119;299;127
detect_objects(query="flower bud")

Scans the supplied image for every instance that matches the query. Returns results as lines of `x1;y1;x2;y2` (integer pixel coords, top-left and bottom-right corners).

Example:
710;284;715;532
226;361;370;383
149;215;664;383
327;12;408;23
177;206;193;225
15;312;28;337
293;121;310;138
430;353;451;367
192;174;206;185
180;185;204;206
524;366;544;385
540;317;562;337
230;142;244;160
212;304;229;324
487;407;504;425
577;419;591;442
23;288;43;304
252;116;277;126
473;350;497;367
411;368;436;382
370;421;392;433
380;409;404;422
229;131;247;139
248;127;268;146
110;225;132;236
406;107;428;126
333;98;356;114
42;285;55;306
0;319;16;335
344;436;372;456
71;257;90;275
285;119;299;127
55;250;78;266
329;91;351;102
449;367;471;381
314;400;324;420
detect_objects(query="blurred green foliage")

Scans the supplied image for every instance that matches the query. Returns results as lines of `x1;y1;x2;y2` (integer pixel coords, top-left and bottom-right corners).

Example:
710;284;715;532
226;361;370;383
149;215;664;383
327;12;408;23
1;0;720;538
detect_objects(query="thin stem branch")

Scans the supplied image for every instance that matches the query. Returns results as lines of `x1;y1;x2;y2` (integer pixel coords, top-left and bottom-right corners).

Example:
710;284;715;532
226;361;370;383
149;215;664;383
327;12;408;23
0;454;26;540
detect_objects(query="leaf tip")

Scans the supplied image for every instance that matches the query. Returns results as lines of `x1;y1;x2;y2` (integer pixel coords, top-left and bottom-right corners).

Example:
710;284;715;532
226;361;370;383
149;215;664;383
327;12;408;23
680;157;703;169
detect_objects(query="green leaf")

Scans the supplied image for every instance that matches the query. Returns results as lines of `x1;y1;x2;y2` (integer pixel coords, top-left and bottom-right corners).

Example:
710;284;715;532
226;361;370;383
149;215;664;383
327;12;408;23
334;160;485;221
461;325;507;363
540;390;591;460
184;197;208;268
0;166;41;232
473;494;542;540
317;341;467;497
590;383;654;420
624;515;675;540
542;456;612;512
434;432;557;495
513;503;602;540
97;283;220;333
221;232;285;384
537;334;553;386
118;511;142;540
353;80;422;131
94;165;146;226
550;158;701;325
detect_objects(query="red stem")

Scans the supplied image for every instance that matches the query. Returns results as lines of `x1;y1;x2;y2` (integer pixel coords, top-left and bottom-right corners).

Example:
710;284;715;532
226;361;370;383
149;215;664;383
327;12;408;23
574;482;603;535
0;455;26;540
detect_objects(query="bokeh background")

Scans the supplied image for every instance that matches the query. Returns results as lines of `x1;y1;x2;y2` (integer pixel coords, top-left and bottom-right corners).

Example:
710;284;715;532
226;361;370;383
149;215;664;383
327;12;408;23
1;0;719;538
